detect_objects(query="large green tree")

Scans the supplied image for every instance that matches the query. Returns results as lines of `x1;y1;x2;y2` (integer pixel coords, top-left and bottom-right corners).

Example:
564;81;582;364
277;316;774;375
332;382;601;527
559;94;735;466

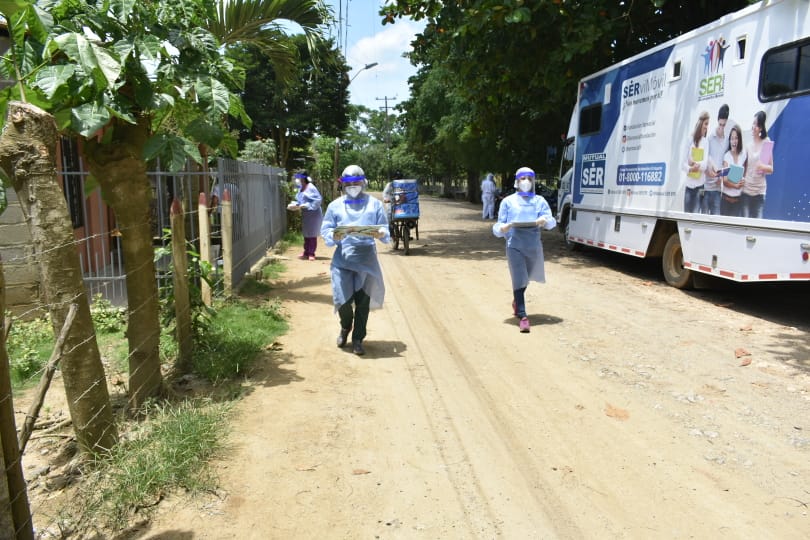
0;0;326;410
382;0;752;183
232;33;350;168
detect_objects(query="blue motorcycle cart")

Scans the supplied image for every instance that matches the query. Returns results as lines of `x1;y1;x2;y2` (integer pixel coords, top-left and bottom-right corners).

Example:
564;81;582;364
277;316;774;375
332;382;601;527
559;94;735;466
389;179;420;255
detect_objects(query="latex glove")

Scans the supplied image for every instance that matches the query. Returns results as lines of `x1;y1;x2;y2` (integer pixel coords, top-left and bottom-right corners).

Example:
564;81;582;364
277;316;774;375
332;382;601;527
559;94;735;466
499;223;512;233
535;216;547;227
373;227;387;239
333;230;344;242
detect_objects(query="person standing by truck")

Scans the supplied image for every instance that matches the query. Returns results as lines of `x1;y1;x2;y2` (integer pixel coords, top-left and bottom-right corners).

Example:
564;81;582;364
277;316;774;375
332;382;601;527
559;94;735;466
682;111;710;213
492;166;557;333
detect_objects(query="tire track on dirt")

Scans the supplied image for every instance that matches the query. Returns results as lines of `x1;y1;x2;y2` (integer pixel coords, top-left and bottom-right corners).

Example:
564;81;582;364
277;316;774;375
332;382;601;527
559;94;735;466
380;252;583;538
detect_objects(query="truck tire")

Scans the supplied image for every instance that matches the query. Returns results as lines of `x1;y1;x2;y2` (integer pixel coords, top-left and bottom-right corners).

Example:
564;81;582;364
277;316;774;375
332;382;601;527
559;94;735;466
662;233;694;289
563;218;581;251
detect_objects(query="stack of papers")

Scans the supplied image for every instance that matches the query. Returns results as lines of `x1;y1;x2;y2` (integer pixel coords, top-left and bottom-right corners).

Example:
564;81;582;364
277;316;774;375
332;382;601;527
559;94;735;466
334;225;381;237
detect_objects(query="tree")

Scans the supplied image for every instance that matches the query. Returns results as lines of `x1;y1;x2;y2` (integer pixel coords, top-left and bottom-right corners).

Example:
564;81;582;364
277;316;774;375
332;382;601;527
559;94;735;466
0;0;325;410
231;34;350;168
0;4;118;454
381;0;751;181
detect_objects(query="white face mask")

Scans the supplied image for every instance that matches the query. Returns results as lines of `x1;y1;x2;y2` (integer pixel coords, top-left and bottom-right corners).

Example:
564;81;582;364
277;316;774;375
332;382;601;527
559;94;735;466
345;185;363;198
518;179;533;193
294;179;302;188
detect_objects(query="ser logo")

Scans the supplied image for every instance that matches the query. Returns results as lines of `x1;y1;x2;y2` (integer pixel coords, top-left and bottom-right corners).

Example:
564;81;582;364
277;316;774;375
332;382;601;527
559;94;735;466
580;153;606;193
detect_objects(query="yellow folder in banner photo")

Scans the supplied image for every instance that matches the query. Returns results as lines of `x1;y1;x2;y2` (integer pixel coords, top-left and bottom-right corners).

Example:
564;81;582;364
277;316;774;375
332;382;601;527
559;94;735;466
687;147;704;179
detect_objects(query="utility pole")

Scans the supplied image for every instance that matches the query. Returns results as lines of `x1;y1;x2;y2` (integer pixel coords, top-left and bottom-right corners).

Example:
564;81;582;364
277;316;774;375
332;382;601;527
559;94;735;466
376;96;397;183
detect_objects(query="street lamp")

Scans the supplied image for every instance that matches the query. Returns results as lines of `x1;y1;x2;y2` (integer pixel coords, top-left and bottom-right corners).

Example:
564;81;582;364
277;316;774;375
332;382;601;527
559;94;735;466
333;62;379;185
350;62;379;83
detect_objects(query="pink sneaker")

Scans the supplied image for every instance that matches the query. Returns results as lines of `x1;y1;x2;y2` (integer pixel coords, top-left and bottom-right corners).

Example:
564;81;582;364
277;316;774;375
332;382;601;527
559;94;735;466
308;256;316;261
519;317;530;333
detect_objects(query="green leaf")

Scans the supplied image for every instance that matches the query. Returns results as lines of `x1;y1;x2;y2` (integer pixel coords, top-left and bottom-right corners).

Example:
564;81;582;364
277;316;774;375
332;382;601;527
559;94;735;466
71;102;110;137
194;76;230;117
183;117;223;148
109;0;136;23
228;94;251;128
54;33;121;89
143;134;201;172
0;0;27;19
32;65;75;99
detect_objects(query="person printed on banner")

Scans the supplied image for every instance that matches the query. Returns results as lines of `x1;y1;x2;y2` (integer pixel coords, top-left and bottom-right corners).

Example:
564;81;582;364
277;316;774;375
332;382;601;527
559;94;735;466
720;124;747;217
290;171;323;261
682;111;709;213
741;111;774;219
320;165;390;356
704;104;731;215
492;166;557;334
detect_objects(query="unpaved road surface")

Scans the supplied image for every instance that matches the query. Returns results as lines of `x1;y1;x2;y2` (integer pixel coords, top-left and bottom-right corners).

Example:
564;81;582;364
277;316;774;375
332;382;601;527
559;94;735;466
143;194;809;539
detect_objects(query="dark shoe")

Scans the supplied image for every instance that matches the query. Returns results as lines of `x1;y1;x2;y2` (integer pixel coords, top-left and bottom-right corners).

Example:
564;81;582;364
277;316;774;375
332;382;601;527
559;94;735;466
352;341;365;355
336;328;350;348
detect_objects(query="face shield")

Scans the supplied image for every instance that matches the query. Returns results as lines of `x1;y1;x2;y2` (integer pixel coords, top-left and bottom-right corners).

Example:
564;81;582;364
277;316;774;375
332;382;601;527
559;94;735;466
515;169;536;195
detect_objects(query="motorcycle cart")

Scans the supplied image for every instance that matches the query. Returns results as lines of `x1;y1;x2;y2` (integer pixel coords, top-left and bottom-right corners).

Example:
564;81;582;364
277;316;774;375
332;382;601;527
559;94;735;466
389;179;420;255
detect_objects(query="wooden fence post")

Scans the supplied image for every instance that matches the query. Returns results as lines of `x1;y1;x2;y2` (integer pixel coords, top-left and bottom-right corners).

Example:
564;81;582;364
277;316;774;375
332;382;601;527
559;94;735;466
221;188;233;297
197;192;212;306
170;199;193;370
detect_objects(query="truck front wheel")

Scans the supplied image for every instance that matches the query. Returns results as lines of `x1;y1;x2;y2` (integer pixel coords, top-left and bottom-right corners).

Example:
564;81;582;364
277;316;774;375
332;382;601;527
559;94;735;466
662;233;694;289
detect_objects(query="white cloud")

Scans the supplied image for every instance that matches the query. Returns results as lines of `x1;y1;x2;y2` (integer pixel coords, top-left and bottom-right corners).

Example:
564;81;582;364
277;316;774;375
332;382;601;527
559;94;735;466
345;20;423;111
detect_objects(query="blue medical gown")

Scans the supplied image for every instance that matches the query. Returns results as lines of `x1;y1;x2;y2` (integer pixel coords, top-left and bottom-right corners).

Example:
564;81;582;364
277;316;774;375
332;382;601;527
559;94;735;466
492;193;557;289
296;183;323;238
321;194;391;311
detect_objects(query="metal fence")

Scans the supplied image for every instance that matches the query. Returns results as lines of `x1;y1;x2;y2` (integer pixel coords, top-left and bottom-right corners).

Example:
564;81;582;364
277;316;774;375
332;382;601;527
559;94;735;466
65;157;287;306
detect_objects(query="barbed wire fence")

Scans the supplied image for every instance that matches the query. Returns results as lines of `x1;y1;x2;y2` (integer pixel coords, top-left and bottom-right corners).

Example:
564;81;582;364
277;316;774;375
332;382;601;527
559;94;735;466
0;157;288;537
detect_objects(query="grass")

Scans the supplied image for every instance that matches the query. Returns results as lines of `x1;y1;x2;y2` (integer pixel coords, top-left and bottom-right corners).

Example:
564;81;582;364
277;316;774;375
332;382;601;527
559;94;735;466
5;315;53;388
192;298;287;382
13;258;291;533
77;399;231;532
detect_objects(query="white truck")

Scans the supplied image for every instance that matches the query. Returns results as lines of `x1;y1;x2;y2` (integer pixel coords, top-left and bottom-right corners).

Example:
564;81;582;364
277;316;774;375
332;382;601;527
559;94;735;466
556;0;810;288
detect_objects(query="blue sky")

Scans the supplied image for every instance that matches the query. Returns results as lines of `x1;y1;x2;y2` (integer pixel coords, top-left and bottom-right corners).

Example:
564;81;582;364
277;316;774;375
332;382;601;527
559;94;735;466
323;1;425;111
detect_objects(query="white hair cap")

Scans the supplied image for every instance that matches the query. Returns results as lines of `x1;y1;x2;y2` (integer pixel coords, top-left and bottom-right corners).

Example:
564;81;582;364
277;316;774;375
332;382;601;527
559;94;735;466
514;166;535;188
341;164;365;180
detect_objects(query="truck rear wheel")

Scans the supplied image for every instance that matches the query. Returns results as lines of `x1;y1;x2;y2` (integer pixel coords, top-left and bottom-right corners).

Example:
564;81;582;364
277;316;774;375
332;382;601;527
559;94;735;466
563;218;581;251
662;233;694;289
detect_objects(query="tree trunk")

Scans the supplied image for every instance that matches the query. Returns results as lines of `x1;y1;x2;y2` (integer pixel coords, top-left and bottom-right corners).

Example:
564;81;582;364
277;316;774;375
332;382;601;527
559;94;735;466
84;119;164;409
0;102;117;454
467;170;480;203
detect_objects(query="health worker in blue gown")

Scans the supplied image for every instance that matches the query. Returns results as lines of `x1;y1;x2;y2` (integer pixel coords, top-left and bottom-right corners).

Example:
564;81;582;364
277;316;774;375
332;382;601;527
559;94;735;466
493;166;557;334
293;171;323;260
321;165;390;356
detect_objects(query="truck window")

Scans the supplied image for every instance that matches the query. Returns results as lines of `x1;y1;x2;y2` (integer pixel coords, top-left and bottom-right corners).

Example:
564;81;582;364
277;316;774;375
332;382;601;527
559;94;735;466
579;103;602;136
760;38;810;101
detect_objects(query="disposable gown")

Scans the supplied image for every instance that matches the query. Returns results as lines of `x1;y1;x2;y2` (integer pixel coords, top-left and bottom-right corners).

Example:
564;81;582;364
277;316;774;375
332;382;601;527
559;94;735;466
321;194;390;311
296;183;323;238
492;192;557;289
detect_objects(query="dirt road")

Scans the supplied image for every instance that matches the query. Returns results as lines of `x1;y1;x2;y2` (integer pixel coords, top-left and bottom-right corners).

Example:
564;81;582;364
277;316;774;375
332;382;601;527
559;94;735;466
145;194;810;539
